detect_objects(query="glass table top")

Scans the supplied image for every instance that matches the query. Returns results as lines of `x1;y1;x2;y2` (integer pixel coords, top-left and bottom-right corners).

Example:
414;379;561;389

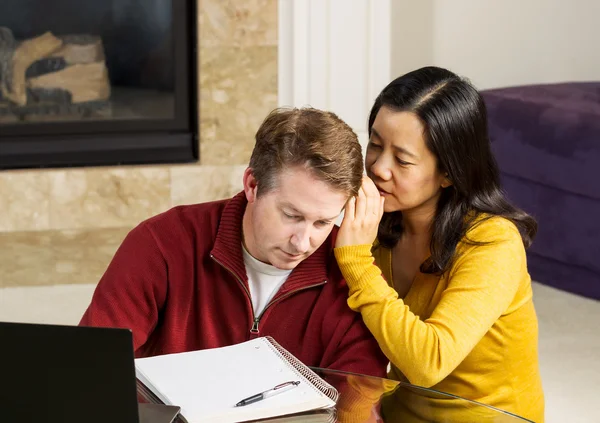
307;367;534;423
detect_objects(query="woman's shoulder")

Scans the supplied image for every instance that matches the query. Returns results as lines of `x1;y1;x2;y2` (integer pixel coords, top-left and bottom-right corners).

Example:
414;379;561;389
453;214;527;266
464;213;522;244
450;215;531;299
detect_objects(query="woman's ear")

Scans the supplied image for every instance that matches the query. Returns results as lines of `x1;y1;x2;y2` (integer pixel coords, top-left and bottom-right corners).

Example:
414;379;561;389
441;173;452;188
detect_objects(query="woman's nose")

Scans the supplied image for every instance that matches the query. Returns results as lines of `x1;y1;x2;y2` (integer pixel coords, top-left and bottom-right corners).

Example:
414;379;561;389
369;154;393;181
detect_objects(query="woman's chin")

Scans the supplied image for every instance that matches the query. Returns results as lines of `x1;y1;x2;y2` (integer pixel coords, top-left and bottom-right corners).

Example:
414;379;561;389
383;204;401;214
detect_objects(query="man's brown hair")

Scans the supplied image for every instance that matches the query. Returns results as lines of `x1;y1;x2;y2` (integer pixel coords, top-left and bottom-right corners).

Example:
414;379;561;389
249;107;363;197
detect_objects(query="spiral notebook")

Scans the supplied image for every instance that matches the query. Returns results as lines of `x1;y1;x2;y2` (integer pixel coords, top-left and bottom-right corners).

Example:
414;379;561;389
135;337;339;423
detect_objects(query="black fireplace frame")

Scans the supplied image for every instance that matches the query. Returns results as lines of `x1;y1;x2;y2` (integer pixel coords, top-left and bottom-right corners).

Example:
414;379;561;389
0;0;198;170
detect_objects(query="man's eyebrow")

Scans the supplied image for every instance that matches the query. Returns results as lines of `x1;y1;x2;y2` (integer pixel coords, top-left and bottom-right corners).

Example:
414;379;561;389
370;128;418;159
281;203;339;221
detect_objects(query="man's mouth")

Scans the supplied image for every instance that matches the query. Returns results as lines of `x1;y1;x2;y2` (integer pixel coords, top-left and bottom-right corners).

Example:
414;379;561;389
282;250;303;259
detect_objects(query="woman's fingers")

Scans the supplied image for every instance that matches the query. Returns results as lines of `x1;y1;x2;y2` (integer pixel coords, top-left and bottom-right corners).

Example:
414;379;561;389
335;176;385;248
355;184;367;220
362;175;380;199
345;196;356;222
361;176;382;219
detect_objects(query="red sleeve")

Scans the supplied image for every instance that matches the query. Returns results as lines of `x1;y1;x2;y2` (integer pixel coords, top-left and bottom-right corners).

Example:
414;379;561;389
79;223;167;352
318;277;388;378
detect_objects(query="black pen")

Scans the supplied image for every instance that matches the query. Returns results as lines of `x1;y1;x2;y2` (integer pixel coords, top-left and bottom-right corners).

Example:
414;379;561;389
235;381;301;407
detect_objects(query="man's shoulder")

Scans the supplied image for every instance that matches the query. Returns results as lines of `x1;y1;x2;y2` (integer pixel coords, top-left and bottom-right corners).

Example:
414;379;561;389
323;224;339;254
318;227;350;291
139;198;231;242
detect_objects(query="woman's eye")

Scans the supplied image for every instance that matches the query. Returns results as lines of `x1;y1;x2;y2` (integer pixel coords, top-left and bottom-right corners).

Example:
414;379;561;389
367;142;381;149
395;157;410;165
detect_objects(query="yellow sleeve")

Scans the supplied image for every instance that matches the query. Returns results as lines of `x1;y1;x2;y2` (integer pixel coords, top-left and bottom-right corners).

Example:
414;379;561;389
334;219;524;387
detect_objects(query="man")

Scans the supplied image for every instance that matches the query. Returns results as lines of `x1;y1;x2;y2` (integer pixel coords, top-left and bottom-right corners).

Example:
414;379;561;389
80;107;387;377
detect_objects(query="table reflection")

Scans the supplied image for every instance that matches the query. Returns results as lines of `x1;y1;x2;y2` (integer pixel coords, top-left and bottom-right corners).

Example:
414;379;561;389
312;368;533;423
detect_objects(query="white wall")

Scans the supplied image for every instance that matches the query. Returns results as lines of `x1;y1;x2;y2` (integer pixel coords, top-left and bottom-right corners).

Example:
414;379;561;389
390;1;434;78
392;0;600;90
278;0;391;151
281;0;600;136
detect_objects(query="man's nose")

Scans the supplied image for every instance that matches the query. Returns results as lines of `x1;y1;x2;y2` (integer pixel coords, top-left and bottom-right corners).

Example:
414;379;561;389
290;225;311;253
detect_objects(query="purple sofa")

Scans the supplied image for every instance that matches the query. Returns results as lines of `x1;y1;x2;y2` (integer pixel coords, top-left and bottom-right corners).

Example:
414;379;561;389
482;82;600;300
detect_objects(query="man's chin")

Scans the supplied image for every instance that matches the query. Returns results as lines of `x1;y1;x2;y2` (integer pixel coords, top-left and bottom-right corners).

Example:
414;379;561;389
273;258;302;270
271;252;307;270
273;262;298;271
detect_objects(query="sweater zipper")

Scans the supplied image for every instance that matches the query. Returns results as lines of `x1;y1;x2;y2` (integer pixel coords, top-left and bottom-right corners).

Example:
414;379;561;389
252;280;326;333
211;254;257;332
211;254;326;335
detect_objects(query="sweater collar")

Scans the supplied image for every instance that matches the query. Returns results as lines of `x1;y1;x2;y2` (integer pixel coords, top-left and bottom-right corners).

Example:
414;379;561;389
211;191;331;292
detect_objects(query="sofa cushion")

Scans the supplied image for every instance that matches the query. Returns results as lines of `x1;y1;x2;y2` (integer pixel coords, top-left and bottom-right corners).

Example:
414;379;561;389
483;82;600;200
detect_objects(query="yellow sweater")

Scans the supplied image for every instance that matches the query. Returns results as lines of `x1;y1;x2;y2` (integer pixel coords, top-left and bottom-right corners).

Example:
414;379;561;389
334;216;544;422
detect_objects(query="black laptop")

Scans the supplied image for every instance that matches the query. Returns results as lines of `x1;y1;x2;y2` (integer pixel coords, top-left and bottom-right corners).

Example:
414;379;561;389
0;322;179;423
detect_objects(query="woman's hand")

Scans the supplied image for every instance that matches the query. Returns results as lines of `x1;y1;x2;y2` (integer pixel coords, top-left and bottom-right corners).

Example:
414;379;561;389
336;175;385;248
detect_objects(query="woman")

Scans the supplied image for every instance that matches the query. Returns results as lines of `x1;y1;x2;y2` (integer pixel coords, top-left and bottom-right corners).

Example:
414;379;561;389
334;66;544;422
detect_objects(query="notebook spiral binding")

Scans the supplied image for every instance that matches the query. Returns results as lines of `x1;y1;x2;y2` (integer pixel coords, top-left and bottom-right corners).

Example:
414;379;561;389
263;337;340;404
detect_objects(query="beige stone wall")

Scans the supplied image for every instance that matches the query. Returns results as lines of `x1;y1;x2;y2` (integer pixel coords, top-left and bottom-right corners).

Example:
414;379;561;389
0;0;278;288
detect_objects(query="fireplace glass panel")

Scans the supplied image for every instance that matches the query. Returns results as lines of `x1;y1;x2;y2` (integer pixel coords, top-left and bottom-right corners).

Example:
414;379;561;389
0;0;176;125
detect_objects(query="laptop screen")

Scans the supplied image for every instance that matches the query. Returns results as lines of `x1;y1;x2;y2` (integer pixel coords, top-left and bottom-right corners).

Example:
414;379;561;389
0;322;139;423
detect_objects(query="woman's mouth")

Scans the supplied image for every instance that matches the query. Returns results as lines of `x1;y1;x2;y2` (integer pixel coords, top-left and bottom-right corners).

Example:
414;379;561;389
376;187;390;196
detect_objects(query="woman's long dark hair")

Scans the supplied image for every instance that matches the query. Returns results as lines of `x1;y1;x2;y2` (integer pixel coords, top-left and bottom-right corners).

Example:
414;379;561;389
370;66;537;275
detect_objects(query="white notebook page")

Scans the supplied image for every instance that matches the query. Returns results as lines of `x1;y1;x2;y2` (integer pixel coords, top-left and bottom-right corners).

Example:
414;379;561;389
135;338;335;423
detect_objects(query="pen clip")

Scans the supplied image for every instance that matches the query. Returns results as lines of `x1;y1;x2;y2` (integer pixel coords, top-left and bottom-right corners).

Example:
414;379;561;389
273;381;300;390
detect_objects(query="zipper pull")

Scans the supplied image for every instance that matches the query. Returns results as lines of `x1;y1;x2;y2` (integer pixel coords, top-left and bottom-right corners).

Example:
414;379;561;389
250;318;260;334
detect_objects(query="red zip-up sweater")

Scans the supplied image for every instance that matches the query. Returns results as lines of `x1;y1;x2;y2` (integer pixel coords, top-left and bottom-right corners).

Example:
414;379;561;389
80;192;387;377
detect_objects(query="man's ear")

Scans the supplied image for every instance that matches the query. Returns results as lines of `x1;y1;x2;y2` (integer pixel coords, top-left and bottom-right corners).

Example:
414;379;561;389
243;167;259;203
441;173;452;188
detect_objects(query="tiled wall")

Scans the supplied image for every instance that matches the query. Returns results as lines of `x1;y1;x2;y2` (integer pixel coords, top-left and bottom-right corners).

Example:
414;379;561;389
0;0;278;288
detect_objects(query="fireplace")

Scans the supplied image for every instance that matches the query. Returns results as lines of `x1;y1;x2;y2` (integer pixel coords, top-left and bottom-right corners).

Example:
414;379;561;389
0;0;198;170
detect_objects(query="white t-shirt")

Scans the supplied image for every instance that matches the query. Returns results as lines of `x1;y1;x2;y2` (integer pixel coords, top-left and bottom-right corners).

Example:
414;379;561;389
242;245;292;316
